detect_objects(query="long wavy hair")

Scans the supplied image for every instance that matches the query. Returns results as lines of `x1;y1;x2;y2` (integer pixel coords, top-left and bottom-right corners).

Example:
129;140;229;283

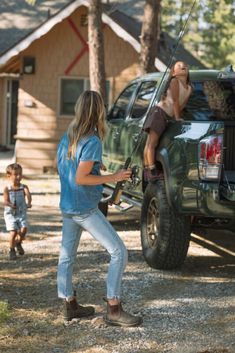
161;61;190;101
67;90;106;159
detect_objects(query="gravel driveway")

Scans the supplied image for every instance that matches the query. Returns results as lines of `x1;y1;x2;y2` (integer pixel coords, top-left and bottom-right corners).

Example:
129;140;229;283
0;176;235;353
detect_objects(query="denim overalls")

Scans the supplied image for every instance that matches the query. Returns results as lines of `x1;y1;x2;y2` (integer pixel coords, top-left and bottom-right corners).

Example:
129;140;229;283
4;184;28;231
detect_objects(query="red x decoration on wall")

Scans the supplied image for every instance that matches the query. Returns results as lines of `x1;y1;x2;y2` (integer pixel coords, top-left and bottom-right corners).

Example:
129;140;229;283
64;17;89;75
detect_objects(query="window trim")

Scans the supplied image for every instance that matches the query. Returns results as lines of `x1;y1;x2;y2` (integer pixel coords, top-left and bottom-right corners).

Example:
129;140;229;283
107;82;139;121
58;76;112;118
128;80;158;121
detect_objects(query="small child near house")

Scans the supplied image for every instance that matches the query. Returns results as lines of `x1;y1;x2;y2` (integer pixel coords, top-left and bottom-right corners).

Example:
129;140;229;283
3;163;32;260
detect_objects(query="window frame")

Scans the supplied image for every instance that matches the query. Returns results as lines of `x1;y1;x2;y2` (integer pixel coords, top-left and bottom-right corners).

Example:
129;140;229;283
107;82;139;121
128;80;158;121
58;76;112;118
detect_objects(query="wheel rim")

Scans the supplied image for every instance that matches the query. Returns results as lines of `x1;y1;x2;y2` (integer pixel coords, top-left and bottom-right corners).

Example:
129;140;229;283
146;197;159;248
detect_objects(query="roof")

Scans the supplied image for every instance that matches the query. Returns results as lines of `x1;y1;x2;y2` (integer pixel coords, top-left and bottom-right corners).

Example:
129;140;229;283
0;0;71;55
0;0;205;70
104;4;205;69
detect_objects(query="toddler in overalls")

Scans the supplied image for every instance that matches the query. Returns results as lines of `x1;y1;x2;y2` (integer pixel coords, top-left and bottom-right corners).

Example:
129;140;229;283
3;163;32;260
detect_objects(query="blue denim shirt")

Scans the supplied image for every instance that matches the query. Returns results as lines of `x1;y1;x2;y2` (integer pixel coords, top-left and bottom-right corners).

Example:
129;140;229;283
57;133;103;214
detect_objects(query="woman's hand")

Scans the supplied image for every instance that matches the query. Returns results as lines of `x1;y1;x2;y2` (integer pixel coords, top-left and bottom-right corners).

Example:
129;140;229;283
113;169;132;182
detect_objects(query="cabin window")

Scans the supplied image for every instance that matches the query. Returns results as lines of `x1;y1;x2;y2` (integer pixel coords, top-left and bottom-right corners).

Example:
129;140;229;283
59;78;111;116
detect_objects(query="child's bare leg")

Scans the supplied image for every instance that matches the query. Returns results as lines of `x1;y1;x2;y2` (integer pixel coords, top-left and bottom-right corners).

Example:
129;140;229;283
144;129;159;167
19;227;27;242
9;230;17;249
15;227;27;255
9;230;17;260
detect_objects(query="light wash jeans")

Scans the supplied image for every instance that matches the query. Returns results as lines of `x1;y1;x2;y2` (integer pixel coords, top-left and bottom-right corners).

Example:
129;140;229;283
57;208;128;300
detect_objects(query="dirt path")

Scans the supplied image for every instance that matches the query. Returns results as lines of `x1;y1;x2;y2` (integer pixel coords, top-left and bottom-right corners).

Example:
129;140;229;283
0;176;235;353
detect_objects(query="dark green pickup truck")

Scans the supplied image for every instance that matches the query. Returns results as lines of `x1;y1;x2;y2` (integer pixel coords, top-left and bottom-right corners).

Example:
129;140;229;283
101;67;235;270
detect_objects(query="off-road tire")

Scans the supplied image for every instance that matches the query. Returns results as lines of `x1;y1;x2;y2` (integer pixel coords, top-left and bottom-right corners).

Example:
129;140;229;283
141;180;191;270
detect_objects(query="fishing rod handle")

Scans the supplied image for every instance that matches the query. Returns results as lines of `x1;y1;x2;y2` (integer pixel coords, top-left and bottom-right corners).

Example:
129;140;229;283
111;157;131;205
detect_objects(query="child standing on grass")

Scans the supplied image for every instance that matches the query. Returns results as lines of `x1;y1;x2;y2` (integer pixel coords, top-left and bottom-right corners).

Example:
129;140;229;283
3;163;32;260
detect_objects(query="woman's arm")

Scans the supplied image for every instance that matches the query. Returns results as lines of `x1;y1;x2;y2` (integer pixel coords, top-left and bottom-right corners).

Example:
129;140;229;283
170;78;182;120
76;161;131;186
3;187;15;208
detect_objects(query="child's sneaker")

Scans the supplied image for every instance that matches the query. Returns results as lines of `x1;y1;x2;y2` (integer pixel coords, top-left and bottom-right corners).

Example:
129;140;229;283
16;242;25;255
9;248;17;260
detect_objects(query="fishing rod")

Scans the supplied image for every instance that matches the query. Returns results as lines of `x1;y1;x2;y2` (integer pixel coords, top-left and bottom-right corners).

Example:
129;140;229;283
110;0;197;205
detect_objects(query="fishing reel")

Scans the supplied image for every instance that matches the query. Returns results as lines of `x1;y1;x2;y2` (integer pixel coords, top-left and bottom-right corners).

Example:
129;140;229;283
129;165;141;187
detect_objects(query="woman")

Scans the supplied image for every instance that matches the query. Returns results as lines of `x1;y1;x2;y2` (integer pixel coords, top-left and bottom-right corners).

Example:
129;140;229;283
57;90;142;327
143;61;192;181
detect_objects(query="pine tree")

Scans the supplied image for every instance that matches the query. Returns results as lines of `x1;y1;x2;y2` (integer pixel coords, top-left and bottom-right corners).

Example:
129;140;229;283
201;0;235;68
161;0;235;69
140;0;161;74
88;0;106;102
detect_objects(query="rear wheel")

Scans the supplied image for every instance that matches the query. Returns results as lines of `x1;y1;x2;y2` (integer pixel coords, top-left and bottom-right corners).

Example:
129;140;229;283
141;180;191;270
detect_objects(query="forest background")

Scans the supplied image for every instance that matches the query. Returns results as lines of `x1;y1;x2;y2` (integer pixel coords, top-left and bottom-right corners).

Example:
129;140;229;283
161;0;235;69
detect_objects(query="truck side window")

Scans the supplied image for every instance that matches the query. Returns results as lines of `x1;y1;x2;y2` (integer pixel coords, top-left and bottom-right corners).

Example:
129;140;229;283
182;82;212;121
107;83;138;120
130;81;157;119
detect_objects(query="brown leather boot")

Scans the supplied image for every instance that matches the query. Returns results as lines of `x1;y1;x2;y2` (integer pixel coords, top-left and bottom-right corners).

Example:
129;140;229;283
104;298;142;327
64;292;95;321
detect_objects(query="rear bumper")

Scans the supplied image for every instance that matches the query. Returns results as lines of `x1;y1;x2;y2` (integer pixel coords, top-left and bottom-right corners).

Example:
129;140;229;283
198;182;235;218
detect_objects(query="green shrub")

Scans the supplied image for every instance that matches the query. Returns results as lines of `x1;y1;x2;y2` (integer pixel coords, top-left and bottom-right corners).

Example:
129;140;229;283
0;301;10;324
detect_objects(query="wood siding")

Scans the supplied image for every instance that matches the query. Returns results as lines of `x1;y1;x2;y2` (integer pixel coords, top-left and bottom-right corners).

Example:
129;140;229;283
14;6;140;173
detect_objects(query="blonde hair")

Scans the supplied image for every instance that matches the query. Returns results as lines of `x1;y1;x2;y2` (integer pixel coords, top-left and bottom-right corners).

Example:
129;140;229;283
67;90;106;159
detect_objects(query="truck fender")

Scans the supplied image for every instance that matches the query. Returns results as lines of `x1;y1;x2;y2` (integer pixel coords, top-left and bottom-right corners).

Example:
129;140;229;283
156;147;177;211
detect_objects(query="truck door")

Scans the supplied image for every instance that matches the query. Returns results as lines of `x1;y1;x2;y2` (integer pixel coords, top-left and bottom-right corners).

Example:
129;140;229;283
103;83;138;172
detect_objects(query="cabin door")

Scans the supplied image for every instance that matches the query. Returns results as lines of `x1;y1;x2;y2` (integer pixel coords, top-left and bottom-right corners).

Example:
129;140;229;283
6;79;19;146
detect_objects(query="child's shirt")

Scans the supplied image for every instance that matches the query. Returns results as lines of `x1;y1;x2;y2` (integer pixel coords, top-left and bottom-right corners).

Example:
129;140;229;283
157;78;191;117
57;133;103;215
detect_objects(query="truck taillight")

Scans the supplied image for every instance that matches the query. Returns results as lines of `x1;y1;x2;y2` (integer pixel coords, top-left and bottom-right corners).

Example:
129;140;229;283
199;135;223;180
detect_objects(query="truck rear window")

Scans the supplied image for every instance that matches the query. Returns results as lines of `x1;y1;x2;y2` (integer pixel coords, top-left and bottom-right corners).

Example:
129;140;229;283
183;80;235;121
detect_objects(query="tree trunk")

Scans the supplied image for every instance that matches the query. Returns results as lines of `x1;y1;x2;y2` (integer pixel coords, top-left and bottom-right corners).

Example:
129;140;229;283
140;0;161;74
88;0;106;103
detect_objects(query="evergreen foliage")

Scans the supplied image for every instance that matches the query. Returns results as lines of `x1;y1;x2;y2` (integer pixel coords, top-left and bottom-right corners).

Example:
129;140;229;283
161;0;235;69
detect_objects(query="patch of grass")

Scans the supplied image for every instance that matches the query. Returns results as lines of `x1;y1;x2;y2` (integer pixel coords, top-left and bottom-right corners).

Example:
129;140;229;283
0;301;10;324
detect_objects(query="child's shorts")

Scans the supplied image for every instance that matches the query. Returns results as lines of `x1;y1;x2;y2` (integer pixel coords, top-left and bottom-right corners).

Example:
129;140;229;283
143;106;173;136
4;210;28;232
